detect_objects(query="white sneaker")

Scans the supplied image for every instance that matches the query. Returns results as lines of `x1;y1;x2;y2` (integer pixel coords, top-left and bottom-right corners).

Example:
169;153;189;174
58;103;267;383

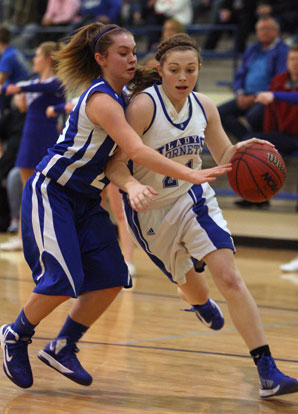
0;237;23;251
126;262;136;276
280;257;298;272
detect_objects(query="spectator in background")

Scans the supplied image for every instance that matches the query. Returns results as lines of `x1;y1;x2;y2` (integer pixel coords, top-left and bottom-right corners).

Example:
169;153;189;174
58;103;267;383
203;0;258;53
235;44;298;208
154;0;193;26
39;0;81;42
0;97;25;232
245;45;298;155
141;52;158;68
0;25;30;117
78;0;123;26
0;41;65;251
161;17;185;41
257;1;298;44
6;0;47;50
217;16;289;142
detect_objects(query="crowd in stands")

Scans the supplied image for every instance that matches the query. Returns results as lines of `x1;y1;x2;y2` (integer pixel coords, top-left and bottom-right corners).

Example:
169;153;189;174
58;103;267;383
0;0;297;271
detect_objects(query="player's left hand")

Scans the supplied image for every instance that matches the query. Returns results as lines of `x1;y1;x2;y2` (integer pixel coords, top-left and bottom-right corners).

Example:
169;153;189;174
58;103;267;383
236;138;275;150
127;183;159;212
5;84;21;95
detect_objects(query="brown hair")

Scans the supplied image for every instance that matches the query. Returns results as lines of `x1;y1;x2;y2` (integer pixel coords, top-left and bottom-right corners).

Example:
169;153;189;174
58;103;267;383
128;33;201;97
53;22;132;94
0;25;11;44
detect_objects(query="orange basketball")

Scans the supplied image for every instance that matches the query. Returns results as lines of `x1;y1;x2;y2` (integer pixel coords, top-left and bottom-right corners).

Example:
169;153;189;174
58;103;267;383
227;143;287;202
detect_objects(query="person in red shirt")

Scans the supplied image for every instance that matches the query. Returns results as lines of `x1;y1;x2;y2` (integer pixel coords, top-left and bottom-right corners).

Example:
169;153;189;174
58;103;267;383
242;44;298;155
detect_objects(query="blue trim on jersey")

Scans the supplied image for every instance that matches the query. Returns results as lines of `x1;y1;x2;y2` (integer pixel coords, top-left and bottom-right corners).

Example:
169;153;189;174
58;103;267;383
35;77;122;198
192;92;208;124
123;197;176;283
189;185;235;250
142;92;156;134
154;83;192;131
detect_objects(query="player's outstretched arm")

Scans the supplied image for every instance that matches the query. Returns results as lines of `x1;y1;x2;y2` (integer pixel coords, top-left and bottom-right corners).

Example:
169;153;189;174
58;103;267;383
105;148;159;212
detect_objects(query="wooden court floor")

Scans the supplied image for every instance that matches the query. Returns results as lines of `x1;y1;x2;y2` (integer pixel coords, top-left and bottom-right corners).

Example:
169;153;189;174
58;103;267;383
0;232;298;414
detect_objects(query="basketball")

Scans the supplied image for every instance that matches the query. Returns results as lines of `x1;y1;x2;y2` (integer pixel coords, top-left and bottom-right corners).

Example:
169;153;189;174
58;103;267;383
227;143;287;202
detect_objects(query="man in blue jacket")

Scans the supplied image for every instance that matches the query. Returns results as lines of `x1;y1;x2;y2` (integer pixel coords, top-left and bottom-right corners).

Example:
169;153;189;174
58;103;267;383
217;16;289;141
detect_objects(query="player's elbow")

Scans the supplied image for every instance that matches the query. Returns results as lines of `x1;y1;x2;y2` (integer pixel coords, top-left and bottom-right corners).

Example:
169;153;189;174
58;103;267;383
125;142;147;163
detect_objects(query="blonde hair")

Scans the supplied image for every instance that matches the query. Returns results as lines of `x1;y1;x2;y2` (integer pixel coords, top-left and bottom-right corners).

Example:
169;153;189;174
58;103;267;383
38;41;62;71
128;33;201;97
53;22;132;94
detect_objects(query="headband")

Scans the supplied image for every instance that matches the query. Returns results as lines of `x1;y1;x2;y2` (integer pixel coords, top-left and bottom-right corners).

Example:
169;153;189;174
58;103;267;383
92;26;119;53
157;42;198;61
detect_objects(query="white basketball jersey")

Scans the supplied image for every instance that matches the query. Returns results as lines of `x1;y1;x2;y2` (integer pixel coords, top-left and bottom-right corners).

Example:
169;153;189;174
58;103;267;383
131;84;208;207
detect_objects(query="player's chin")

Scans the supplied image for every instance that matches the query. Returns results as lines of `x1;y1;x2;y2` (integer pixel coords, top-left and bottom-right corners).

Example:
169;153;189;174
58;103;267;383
125;70;136;80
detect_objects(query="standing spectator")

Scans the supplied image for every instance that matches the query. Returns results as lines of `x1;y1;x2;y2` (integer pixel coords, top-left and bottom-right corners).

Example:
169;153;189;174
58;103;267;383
217;16;289;141
0;41;65;251
0;25;30;117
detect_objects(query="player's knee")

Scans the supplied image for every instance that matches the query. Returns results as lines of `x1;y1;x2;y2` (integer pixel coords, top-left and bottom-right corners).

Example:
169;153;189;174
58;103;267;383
218;269;243;295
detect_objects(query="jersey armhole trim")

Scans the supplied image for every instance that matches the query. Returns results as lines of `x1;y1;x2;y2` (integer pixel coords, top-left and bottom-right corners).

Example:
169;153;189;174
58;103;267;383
142;92;156;134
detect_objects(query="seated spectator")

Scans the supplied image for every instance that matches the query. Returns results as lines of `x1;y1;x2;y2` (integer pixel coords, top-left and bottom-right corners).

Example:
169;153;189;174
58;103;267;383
217;16;289;142
235;44;298;208
154;0;193;26
257;1;298;44
39;0;81;42
0;25;30;117
203;0;258;53
161;17;185;41
5;0;47;50
141;53;158;68
244;45;298;154
77;0;123;27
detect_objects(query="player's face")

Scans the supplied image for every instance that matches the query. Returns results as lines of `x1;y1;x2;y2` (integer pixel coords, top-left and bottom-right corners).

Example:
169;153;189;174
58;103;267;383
97;33;137;84
158;50;199;104
33;47;51;73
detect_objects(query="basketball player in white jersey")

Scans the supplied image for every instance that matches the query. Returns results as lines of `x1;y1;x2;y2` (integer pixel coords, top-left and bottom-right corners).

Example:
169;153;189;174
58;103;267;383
105;33;298;398
0;24;232;389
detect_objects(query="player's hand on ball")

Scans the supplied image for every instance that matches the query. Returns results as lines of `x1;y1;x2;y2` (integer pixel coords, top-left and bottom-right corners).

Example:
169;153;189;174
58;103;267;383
236;138;275;150
190;163;232;184
127;183;159;212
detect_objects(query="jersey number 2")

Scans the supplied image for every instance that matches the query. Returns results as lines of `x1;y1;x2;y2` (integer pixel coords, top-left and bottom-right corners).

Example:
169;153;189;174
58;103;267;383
162;160;193;188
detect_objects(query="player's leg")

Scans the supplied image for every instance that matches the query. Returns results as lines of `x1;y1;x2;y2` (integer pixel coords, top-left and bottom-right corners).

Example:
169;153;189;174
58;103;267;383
37;287;122;387
177;268;224;330
108;183;136;275
0;293;70;388
38;193;132;386
204;248;298;398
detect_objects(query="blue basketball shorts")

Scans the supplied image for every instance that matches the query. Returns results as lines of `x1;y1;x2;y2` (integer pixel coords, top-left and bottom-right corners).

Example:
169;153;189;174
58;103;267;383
124;183;235;285
21;171;132;298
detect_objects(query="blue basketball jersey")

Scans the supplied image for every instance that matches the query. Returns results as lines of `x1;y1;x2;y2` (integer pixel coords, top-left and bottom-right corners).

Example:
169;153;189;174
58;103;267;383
36;77;124;198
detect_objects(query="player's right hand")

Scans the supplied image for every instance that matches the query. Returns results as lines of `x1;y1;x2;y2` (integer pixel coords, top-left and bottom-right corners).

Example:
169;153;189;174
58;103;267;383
189;163;232;184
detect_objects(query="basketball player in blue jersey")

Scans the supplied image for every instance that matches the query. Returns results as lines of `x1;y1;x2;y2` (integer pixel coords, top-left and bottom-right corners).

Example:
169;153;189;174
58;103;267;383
0;23;232;389
105;33;298;398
